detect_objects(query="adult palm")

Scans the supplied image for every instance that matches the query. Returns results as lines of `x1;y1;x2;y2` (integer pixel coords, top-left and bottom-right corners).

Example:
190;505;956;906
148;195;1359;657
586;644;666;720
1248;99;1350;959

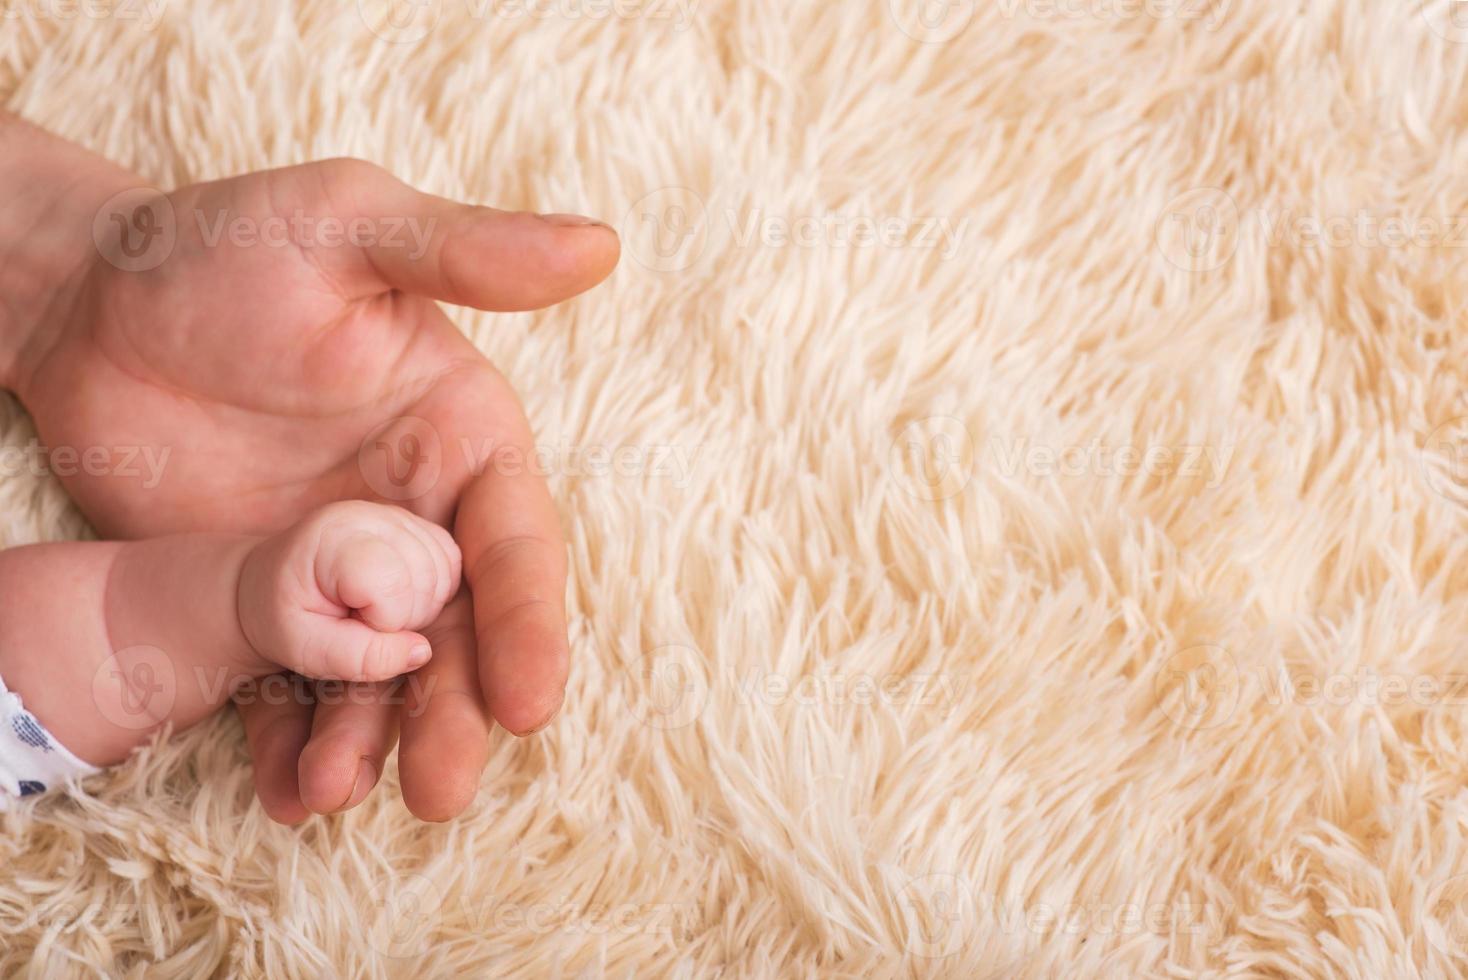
9;157;619;822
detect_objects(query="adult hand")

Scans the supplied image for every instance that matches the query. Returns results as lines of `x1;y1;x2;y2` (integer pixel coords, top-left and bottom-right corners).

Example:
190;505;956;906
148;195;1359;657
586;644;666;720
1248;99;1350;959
0;113;618;821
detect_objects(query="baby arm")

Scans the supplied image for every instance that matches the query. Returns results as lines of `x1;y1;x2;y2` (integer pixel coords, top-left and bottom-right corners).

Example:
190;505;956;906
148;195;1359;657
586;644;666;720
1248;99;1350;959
0;501;460;769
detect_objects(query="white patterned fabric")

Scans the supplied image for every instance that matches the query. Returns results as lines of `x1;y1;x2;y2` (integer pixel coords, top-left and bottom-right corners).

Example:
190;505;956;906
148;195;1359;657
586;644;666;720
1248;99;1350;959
0;673;98;808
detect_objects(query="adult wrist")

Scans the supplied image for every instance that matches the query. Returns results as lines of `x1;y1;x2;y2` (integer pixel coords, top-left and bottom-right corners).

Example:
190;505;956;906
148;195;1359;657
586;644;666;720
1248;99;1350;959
0;112;140;396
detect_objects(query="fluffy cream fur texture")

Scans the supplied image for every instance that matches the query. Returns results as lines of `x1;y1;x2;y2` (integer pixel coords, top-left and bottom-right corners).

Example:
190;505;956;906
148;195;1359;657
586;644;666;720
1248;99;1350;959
5;0;1468;976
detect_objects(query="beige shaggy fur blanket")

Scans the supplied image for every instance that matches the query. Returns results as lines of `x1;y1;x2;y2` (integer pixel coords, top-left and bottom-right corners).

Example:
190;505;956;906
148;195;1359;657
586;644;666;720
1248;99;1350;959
5;0;1468;976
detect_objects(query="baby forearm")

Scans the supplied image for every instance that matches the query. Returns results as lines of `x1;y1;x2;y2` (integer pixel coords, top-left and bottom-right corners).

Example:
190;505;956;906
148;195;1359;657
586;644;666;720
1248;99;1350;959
0;533;261;766
0;500;460;785
102;533;262;677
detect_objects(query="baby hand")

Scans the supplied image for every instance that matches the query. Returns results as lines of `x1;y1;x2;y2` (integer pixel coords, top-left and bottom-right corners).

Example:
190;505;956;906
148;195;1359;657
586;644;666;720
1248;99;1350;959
238;501;462;682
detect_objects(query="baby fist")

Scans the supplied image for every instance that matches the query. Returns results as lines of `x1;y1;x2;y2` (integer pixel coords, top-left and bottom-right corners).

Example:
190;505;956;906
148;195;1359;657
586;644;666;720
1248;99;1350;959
239;501;462;681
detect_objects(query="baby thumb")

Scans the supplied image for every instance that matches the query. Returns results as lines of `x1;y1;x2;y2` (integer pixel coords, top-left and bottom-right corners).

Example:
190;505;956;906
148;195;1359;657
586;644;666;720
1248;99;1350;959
288;618;433;683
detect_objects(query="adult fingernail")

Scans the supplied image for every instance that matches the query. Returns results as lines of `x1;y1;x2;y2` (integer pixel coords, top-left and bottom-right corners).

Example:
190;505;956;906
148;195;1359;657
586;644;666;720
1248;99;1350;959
516;703;562;737
536;212;612;229
408;644;432;670
344;758;377;810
